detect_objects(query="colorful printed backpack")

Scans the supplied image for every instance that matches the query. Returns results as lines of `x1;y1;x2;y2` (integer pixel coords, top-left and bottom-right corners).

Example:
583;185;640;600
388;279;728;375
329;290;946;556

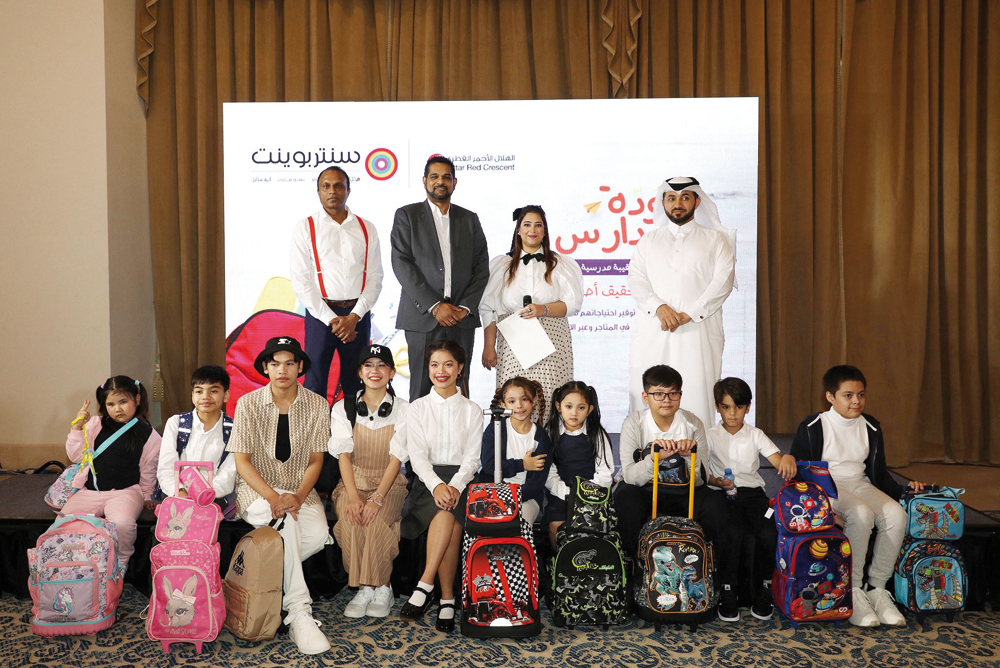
147;540;226;652
893;537;967;621
460;520;540;638
564;476;619;536
899;487;965;541
772;530;853;627
147;462;225;653
154;497;224;544
465;482;522;537
27;514;124;636
772;481;836;535
549;477;627;629
634;516;718;631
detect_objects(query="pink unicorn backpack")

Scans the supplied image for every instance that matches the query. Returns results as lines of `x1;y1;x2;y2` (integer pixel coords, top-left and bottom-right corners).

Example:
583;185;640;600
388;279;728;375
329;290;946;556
147;462;225;653
27;514;124;636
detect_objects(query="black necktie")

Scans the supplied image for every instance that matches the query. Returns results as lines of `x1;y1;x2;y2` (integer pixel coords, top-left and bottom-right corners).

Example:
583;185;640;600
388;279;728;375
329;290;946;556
521;252;544;265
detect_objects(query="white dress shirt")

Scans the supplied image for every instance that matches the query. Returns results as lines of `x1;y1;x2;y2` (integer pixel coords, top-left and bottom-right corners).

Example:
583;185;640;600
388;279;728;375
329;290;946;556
328;395;409;458
819;408;870;482
428;199;452;300
705;422;779;489
618;408;707;487
480;252;585;326
157;413;237;498
290;207;384;323
544;423;615;500
405;389;483;492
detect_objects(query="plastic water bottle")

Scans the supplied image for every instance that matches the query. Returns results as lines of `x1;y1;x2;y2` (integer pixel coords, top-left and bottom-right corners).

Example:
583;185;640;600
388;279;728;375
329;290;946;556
724;469;737;501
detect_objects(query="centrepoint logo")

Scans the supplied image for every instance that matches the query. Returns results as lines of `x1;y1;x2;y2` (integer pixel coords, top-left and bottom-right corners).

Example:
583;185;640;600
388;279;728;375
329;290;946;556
365;148;398;180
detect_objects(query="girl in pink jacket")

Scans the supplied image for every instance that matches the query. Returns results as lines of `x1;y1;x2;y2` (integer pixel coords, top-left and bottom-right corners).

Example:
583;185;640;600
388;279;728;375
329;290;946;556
62;376;161;569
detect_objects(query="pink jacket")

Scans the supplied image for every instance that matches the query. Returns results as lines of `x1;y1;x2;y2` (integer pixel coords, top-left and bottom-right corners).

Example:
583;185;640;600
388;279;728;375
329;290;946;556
66;415;161;500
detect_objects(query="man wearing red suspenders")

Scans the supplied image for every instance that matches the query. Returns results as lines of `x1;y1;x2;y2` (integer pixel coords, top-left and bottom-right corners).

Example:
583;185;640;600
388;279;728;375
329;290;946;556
290;166;384;404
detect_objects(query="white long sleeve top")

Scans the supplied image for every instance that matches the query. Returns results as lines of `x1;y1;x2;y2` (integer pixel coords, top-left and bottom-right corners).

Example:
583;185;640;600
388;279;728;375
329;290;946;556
480;253;585;327
290;208;384;323
405;389;483;493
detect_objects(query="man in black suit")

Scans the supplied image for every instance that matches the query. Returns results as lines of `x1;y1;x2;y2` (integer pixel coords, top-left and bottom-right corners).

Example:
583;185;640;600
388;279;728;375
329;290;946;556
390;156;489;399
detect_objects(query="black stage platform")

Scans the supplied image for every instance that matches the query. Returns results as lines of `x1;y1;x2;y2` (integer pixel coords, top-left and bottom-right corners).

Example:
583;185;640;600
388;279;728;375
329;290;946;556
3;438;998;609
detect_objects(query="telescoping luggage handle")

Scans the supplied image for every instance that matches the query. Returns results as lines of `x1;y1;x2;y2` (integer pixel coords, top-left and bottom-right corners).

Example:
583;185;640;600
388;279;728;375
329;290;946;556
484;407;513;485
651;444;698;520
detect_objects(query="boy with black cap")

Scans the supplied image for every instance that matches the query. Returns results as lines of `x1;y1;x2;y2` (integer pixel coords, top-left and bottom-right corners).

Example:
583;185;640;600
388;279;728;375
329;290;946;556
226;336;334;654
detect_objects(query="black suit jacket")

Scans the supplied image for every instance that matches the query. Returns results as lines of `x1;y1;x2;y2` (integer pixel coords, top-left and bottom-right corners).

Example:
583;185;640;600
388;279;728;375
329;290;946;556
390;200;490;333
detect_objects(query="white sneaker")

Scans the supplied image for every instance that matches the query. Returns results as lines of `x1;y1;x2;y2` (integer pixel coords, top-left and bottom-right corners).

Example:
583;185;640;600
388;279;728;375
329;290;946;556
344;587;375;618
288;615;331;654
868;587;906;627
849;587;880;627
366;585;395;617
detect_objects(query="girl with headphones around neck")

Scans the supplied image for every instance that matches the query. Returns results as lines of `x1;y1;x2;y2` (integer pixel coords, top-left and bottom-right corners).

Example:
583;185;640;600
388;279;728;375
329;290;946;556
328;345;409;620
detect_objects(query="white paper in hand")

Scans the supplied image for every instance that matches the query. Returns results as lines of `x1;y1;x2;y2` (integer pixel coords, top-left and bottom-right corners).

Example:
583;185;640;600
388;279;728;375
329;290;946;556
496;315;557;370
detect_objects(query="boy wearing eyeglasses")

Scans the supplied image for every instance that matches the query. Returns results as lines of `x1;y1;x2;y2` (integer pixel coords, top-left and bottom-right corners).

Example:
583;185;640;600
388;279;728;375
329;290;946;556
614;364;741;621
704;377;797;622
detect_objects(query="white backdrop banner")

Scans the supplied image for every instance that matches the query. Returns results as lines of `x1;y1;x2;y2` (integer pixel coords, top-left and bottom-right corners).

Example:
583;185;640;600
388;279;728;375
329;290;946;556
223;98;758;428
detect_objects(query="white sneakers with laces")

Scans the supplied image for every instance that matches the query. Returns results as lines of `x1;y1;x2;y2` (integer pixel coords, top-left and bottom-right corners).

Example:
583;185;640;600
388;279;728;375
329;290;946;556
868;587;907;627
366;585;395;617
344;587;375;618
850;587;880;627
288;614;331;654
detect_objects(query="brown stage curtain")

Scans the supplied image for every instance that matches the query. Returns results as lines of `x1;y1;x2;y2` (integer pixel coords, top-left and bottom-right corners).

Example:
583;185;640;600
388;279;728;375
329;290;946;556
139;0;999;464
841;0;999;464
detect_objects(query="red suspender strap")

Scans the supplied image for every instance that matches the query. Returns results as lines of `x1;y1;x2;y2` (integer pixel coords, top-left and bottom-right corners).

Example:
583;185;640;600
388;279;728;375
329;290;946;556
356;215;369;294
307;216;328;299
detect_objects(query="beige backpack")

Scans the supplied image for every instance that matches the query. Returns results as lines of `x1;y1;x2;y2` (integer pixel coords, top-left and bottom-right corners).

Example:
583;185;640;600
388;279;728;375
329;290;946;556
223;523;283;640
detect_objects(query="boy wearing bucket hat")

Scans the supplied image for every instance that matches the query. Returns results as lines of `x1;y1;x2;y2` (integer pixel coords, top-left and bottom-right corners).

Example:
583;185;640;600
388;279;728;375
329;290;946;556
226;336;335;654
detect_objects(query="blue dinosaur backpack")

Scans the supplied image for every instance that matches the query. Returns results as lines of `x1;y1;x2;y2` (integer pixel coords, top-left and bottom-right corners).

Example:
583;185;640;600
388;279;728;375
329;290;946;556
899;487;965;541
894;537;967;621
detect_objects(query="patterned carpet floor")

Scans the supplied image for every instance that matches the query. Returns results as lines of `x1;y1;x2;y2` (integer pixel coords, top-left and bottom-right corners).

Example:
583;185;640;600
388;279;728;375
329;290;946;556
4;586;1000;667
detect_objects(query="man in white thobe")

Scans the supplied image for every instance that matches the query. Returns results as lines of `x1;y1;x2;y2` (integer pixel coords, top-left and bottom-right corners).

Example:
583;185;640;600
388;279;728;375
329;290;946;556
627;177;736;429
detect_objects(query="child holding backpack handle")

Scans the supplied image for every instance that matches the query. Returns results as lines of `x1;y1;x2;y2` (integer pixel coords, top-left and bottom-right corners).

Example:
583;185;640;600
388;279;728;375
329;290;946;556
61;375;161;569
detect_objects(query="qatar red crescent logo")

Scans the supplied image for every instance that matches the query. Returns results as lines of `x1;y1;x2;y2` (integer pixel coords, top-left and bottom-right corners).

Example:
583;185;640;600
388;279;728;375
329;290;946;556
365;148;398;180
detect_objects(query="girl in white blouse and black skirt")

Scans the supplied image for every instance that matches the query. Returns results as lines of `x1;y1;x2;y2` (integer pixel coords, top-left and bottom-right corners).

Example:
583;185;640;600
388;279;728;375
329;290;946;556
481;205;584;425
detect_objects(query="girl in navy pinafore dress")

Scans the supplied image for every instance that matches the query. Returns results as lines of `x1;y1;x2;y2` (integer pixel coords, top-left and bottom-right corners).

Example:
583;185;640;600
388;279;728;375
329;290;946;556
543;381;614;548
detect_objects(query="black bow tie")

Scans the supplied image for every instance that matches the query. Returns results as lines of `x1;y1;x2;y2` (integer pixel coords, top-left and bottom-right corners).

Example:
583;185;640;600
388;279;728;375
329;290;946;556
521;252;544;265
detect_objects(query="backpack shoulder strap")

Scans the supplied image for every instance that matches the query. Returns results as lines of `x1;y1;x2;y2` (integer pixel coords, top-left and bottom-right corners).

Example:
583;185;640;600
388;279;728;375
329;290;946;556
176;411;194;455
344;395;358;428
218;413;234;464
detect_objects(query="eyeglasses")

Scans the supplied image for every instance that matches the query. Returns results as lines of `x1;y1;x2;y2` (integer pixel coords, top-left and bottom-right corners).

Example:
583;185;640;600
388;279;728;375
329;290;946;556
648;391;682;402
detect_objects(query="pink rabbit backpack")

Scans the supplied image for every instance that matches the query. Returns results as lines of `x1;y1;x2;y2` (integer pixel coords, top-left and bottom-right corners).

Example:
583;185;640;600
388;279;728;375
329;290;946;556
147;462;225;653
153;462;223;544
28;514;124;636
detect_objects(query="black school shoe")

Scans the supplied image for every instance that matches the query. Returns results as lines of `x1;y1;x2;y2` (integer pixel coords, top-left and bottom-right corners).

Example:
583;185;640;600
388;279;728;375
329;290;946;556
399;584;435;622
435;602;457;633
751;581;774;621
717;584;741;622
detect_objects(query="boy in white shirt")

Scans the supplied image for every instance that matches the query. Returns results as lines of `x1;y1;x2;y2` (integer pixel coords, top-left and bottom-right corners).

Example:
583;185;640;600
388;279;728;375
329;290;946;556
156;365;237;504
614;364;742;622
791;365;925;628
704;377;796;621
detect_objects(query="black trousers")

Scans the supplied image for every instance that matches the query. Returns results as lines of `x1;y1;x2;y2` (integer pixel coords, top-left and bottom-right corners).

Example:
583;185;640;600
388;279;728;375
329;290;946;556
614;482;741;587
725;486;778;592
